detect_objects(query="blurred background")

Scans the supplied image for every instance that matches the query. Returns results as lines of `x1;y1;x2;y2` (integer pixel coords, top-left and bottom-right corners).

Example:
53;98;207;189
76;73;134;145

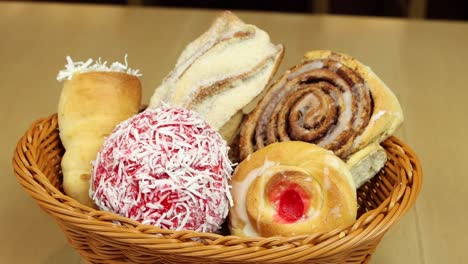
10;0;468;21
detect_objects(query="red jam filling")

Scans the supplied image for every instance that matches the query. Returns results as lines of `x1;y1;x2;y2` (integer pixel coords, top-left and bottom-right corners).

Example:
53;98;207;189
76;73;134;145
269;182;310;223
278;188;304;223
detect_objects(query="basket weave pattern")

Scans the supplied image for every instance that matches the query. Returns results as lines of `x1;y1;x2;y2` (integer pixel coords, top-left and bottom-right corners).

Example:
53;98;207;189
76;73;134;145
12;114;422;264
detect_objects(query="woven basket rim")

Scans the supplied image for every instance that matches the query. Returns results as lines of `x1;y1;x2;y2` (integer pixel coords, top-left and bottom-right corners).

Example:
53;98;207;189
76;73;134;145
12;113;423;262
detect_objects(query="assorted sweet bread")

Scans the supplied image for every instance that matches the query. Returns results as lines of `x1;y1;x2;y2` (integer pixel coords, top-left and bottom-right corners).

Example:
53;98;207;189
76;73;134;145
229;141;357;237
55;11;403;236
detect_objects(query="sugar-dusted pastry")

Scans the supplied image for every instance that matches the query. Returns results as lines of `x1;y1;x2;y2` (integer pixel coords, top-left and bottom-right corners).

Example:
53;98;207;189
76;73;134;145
91;107;233;232
148;11;284;138
238;50;403;185
229;141;357;237
57;56;142;207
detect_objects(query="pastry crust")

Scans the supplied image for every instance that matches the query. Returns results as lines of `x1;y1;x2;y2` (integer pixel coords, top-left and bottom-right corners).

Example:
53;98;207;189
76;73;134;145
229;141;357;237
219;110;244;145
303;50;404;151
239;50;403;166
346;143;387;188
58;71;141;207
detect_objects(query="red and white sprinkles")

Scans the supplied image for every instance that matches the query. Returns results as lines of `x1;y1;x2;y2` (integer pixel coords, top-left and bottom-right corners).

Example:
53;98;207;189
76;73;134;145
90;106;233;233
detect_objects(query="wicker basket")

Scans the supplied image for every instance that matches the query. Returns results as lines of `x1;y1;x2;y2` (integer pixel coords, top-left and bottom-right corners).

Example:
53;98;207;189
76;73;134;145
12;113;422;264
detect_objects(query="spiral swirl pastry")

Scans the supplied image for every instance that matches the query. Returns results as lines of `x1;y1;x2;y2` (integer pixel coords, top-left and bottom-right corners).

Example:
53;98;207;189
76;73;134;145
239;50;403;161
229;141;357;237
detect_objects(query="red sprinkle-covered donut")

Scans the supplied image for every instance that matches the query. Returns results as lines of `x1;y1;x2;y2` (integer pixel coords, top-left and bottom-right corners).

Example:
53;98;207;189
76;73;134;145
90;106;233;232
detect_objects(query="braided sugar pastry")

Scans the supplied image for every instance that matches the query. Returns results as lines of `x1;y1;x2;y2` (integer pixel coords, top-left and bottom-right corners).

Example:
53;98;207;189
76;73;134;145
239;50;403;161
229;141;356;237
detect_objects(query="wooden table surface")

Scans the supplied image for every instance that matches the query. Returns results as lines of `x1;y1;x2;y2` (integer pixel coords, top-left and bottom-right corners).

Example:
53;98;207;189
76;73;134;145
1;2;467;263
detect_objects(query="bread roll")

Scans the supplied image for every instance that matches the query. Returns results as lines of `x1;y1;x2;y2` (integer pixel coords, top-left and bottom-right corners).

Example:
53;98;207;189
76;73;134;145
148;11;284;133
57;59;142;207
229;141;357;237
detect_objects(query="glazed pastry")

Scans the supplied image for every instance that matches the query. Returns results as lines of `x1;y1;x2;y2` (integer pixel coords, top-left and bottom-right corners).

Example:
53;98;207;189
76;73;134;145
57;56;142;207
229;141;357;237
238;50;403;185
91;107;233;232
239;50;403;160
148;11;284;136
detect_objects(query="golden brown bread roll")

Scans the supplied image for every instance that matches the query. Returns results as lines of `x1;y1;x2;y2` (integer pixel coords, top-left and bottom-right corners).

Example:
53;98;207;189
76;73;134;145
229;141;357;237
57;60;142;207
238;50;403;162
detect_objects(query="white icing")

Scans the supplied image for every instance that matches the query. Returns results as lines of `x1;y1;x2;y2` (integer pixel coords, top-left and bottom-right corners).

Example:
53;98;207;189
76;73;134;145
370;110;387;124
289;60;324;79
231;158;278;237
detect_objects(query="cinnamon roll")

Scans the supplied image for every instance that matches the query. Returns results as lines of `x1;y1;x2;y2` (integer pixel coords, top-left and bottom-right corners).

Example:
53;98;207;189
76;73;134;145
238;50;403;162
229;141;357;237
